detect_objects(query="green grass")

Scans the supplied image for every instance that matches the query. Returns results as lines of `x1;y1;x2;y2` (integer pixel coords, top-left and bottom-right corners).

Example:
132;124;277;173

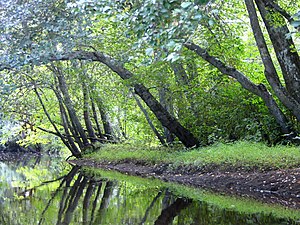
82;167;300;221
85;141;300;170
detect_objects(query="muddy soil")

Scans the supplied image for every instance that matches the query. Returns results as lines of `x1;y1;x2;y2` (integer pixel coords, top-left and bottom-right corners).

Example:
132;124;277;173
69;159;300;209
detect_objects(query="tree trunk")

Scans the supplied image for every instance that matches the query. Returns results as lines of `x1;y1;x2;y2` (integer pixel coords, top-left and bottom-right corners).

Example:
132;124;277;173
255;0;300;103
159;87;175;144
54;88;82;153
33;85;82;157
53;78;84;149
134;83;199;147
82;80;97;143
96;96;115;140
245;0;300;123
133;93;166;145
185;42;292;134
90;95;105;139
51;65;90;147
51;51;199;147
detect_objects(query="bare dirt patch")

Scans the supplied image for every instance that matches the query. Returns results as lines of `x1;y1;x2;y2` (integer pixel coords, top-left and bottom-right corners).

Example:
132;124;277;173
69;159;300;209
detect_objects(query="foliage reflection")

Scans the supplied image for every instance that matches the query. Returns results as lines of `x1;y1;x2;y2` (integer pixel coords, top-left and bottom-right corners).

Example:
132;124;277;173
0;159;299;225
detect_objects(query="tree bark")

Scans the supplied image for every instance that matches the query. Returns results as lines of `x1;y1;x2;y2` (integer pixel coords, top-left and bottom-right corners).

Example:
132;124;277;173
50;65;90;147
133;93;166;145
53;76;84;149
90;95;104;139
134;83;199;147
159;87;175;144
185;42;292;134
255;0;300;103
82;80;97;142
53;88;82;153
96;96;114;140
245;0;300;123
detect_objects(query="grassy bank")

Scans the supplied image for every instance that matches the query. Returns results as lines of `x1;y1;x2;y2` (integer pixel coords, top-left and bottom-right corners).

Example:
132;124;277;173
85;141;300;171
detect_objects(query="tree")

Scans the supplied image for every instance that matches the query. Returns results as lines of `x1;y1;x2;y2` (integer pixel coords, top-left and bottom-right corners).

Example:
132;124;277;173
1;0;299;154
0;0;200;149
106;0;300;137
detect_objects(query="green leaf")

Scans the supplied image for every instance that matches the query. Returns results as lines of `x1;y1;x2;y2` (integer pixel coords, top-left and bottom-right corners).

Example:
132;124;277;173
173;8;182;14
145;47;154;56
166;40;176;48
208;19;214;26
102;6;111;13
166;52;180;62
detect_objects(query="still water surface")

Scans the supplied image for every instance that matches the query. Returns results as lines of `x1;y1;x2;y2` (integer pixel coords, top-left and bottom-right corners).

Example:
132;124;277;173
0;153;299;225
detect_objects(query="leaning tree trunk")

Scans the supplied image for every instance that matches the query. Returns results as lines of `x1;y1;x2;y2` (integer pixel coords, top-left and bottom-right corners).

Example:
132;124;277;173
133;93;166;145
159;87;175;144
53;81;85;149
53;87;82;153
96;96;115;140
82;80;97;143
185;42;292;134
51;51;199;147
245;0;300;124
134;83;199;147
34;84;81;157
90;95;105;140
51;65;90;147
255;0;300;103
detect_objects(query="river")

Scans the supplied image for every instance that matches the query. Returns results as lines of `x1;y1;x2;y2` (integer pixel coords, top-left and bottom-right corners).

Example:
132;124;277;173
0;152;299;225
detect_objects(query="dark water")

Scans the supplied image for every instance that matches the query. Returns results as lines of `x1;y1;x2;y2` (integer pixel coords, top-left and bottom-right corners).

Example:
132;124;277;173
0;153;299;225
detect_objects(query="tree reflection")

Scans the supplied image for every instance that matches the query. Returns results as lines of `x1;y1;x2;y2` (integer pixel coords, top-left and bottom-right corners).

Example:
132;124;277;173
37;166;298;225
154;198;192;225
1;162;297;225
39;167;191;225
38;167;116;225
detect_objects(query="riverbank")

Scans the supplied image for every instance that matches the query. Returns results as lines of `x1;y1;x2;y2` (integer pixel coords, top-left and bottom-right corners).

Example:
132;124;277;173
70;141;300;208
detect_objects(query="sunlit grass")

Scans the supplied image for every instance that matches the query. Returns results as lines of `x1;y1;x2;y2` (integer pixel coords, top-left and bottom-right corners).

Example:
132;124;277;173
85;141;300;170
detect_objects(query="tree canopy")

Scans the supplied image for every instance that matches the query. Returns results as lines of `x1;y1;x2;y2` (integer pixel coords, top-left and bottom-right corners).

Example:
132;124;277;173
1;0;300;157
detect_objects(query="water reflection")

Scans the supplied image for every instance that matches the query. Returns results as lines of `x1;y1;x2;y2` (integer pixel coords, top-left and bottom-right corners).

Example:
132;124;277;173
38;167;192;225
0;154;299;225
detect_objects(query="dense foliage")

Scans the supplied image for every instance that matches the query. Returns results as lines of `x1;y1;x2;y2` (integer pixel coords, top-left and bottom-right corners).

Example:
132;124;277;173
1;0;300;156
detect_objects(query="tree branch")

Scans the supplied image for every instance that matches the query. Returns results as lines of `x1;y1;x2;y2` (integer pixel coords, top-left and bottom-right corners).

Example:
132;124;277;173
184;41;292;133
